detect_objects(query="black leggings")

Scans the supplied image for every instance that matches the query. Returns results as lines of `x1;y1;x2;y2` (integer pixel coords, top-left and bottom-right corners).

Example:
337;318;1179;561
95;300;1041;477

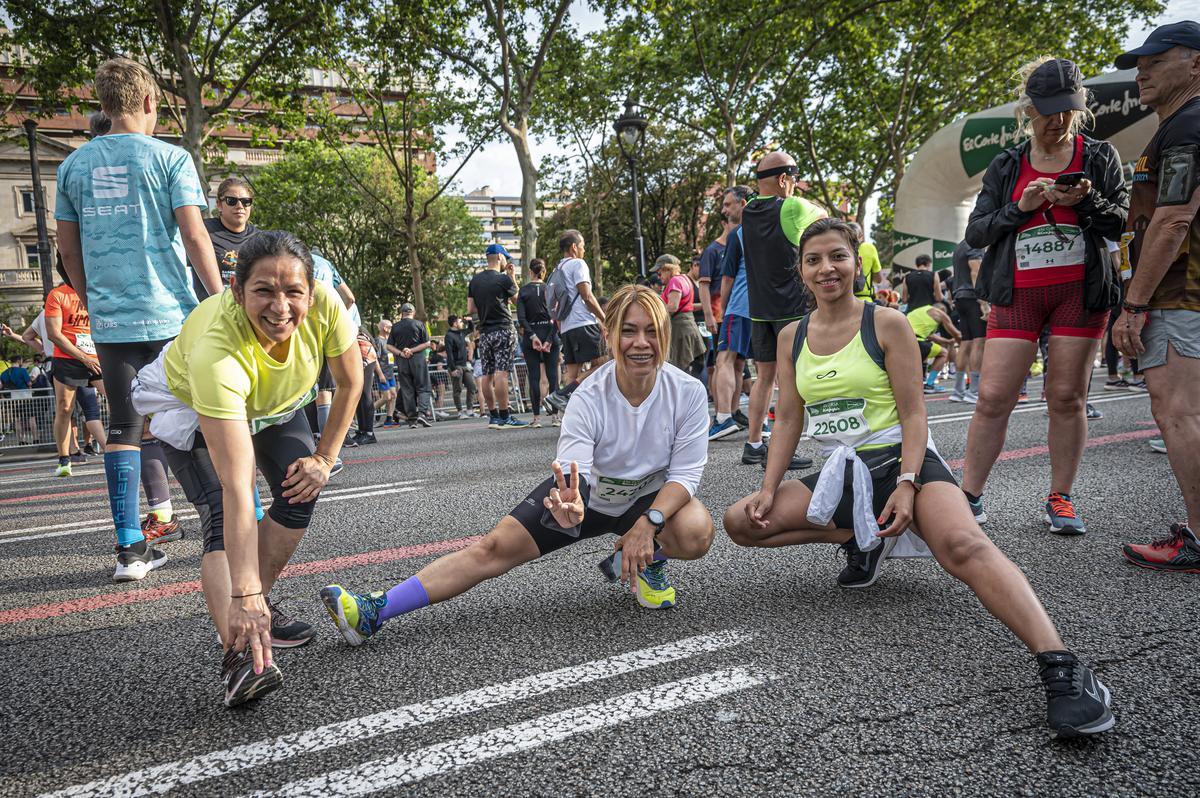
162;410;318;554
95;339;169;443
356;363;375;434
521;337;560;414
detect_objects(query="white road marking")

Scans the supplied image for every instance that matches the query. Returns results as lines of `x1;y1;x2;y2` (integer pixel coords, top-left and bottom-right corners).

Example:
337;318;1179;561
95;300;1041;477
39;630;755;798
0;481;426;542
926;390;1148;426
252;666;773;798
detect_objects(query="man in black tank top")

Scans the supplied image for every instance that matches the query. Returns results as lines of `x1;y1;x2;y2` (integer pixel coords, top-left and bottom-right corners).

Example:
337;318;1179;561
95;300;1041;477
902;255;942;310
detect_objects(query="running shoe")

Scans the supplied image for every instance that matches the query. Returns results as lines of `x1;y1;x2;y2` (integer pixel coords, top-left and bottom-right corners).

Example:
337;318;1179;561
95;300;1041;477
1045;492;1086;536
381;419;398;428
708;417;740;441
1017;390;1029;404
923;383;947;394
1086;403;1103;420
544;390;570;414
529;418;543;428
762;422;771;439
55;462;72;477
1103;378;1131;391
456;411;472;420
1122;523;1200;573
319;584;386;646
353;431;378;445
408;421;418;429
342;435;359;448
488;414;501;429
500;416;530;429
70;451;87;465
329;458;344;477
1149;438;1166;454
416;415;433;428
551;416;561;427
837;536;898;588
1128;379;1148;392
732;409;750;428
742;440;812;470
267;599;317;648
83;442;100;456
1036;651;1114;738
964;491;987;524
222;647;283;708
768;406;776;422
141;513;183;545
636;561;676;609
112;542;168;582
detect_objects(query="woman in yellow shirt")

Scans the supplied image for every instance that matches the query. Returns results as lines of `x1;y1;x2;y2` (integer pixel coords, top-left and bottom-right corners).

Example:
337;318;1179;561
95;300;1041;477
133;230;361;707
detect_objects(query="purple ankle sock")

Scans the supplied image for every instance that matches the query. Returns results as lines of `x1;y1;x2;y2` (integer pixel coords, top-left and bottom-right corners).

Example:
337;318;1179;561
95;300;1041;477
653;550;668;562
378;576;430;622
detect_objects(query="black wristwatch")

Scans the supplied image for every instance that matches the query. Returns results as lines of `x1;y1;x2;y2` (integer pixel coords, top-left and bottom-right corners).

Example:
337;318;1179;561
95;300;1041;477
642;509;666;536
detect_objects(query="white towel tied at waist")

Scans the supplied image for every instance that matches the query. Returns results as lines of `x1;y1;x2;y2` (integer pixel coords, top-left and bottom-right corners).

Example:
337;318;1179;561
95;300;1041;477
805;424;936;559
130;342;201;451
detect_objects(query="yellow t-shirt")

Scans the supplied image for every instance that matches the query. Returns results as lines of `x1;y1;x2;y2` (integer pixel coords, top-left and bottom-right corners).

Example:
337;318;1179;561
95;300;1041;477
856;242;882;301
164;282;355;422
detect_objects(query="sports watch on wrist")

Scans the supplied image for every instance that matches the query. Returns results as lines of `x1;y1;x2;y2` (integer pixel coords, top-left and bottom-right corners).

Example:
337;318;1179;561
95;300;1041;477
896;472;920;491
642;509;666;536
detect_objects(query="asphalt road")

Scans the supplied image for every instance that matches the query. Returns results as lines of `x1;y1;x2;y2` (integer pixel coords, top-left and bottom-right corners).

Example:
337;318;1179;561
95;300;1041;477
1;373;1195;798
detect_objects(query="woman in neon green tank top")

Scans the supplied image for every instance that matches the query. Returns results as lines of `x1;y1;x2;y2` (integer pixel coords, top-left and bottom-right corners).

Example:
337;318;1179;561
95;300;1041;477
723;219;1113;739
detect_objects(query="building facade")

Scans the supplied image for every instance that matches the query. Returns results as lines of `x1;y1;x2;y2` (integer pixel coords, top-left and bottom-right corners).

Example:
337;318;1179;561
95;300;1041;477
462;185;567;270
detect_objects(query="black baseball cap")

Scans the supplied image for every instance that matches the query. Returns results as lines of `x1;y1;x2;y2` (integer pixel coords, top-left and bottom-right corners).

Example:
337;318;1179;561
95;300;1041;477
1026;59;1087;115
1115;21;1200;69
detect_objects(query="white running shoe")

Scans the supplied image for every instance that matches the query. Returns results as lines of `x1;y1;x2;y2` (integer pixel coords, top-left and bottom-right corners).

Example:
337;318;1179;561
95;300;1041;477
112;544;168;582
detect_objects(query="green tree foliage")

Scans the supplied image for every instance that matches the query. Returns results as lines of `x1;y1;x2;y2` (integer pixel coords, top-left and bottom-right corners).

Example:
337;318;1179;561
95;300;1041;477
250;141;480;324
2;0;333;182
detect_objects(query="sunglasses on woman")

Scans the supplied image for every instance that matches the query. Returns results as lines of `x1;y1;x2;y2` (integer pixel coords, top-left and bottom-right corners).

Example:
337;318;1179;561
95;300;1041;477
220;196;254;208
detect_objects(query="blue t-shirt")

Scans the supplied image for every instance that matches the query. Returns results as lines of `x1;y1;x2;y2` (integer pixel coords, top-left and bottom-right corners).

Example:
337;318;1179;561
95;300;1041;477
719;226;751;319
699;240;725;300
1;366;31;390
55;134;207;343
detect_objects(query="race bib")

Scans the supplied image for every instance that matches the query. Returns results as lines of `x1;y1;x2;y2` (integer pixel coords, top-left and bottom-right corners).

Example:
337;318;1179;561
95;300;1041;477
805;397;870;444
593;468;667;507
1015;225;1086;271
74;332;96;355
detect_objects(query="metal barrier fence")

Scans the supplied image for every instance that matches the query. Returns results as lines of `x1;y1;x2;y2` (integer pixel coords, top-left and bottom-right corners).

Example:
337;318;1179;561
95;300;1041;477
0;361;539;450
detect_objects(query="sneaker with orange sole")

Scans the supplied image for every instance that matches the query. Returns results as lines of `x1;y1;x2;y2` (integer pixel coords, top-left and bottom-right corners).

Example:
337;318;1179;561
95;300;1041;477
1123;524;1200;573
141;514;183;545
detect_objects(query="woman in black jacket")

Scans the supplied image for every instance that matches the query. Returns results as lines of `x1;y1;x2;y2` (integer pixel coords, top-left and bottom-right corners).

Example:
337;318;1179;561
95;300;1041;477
516;258;560;428
961;57;1128;536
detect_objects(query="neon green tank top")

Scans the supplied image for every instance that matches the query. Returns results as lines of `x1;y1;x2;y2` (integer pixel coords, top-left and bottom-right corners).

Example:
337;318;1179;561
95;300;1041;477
905;305;939;340
793;303;899;451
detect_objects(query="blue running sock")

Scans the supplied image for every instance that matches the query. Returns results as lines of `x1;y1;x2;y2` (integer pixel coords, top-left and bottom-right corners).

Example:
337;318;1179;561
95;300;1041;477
105;450;144;547
378;576;430;622
925;371;937;387
317;403;331;435
253;487;264;522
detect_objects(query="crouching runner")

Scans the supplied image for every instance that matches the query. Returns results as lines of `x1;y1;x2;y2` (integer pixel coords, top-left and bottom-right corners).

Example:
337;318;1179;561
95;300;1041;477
321;284;714;645
723;219;1114;738
132;230;361;707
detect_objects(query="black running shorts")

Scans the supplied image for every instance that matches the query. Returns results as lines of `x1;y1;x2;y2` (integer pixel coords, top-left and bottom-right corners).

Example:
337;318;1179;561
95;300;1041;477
561;324;605;365
750;318;797;363
509;475;658;557
798;444;956;531
954;298;986;341
52;356;103;388
95;339;170;444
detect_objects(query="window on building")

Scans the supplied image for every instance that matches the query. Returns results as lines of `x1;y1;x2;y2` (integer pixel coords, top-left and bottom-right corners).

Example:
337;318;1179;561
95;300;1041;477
25;244;42;270
20;190;35;214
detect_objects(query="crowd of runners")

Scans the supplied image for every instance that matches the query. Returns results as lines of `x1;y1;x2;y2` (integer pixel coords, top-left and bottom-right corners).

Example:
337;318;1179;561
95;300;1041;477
6;20;1199;736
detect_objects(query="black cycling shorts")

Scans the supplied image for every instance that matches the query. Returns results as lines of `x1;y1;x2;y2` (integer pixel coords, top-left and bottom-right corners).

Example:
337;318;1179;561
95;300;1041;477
95;340;169;444
317;361;336;392
509;475;658;557
954;298;986;341
162;409;319;554
799;444;956;531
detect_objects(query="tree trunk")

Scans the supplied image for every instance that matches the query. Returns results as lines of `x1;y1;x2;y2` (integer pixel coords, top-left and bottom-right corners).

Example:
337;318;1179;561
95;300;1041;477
179;85;209;188
404;220;426;320
509;119;539;284
724;124;737;187
588;198;603;296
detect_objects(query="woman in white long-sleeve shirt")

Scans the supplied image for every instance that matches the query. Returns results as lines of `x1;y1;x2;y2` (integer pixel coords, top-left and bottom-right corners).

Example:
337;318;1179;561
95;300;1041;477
320;284;715;645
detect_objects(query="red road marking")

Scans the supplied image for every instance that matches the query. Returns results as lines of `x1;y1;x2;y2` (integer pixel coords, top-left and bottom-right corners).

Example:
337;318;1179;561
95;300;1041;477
0;535;480;625
0;487;109;504
945;429;1159;470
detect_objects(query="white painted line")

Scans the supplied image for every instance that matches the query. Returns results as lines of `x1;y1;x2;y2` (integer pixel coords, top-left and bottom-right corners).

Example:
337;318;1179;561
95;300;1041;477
38;630;755;798
0;481;426;542
253;666;773;798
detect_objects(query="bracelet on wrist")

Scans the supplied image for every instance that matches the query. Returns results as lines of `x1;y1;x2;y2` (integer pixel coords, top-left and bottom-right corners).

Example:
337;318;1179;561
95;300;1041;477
1122;302;1151;314
231;591;262;599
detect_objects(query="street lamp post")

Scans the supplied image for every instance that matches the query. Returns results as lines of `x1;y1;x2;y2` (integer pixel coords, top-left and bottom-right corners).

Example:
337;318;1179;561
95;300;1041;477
613;96;648;279
23;120;55;299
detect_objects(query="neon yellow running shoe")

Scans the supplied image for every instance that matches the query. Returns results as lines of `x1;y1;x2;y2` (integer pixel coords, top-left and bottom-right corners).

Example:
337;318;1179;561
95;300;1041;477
55;462;71;477
319;584;386;646
636;561;676;609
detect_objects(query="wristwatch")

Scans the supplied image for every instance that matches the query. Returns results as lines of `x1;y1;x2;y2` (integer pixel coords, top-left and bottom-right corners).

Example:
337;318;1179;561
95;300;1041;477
896;472;921;491
642;508;666;536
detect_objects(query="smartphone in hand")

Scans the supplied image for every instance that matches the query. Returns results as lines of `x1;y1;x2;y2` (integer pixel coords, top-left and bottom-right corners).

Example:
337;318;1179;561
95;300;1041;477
1054;171;1086;187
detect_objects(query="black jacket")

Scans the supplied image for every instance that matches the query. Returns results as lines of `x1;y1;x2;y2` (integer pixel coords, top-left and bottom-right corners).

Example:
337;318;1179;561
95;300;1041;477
444;328;470;370
965;135;1128;310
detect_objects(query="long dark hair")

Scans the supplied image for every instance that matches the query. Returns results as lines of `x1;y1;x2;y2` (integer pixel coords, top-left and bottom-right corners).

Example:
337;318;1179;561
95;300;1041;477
234;230;314;288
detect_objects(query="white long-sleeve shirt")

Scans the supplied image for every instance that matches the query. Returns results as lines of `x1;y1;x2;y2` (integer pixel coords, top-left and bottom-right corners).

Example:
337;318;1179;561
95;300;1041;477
555;360;709;516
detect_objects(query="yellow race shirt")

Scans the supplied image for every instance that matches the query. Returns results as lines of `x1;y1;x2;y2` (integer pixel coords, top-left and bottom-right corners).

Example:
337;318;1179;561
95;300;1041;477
856;242;882;301
164;281;354;422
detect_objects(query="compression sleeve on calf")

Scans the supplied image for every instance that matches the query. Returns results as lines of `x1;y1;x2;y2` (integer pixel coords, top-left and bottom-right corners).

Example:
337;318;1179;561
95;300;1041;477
105;450;144;547
378;575;430;622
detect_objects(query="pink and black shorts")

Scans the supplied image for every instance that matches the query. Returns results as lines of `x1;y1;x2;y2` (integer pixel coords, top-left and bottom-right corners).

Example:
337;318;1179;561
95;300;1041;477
987;283;1109;342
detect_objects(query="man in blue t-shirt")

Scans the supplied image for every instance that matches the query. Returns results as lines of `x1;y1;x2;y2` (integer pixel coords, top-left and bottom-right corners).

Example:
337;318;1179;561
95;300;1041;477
56;57;221;583
709;187;754;441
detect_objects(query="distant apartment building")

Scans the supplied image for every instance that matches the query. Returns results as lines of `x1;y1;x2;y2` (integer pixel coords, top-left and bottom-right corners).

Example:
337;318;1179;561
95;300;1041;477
462;186;567;270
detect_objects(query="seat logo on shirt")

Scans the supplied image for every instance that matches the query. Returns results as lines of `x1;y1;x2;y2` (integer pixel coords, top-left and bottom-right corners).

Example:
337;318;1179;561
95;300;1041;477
91;166;129;198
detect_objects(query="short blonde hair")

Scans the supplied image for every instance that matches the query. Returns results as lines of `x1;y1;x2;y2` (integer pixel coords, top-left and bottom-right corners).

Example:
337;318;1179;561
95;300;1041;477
95;58;159;117
1013;56;1095;138
605;284;670;368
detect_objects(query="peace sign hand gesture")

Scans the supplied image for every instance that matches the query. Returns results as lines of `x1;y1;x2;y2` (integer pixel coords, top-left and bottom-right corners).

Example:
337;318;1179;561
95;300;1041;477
544;460;585;529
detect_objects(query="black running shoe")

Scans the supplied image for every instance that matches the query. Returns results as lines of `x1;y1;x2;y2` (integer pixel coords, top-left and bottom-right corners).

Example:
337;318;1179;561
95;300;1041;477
544;390;569;414
415;415;433;428
221;647;283;708
353;431;378;445
268;599;317;648
1037;651;1114;738
741;440;812;469
732;409;750;428
342;435;359;448
837;536;898;588
112;541;168;582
